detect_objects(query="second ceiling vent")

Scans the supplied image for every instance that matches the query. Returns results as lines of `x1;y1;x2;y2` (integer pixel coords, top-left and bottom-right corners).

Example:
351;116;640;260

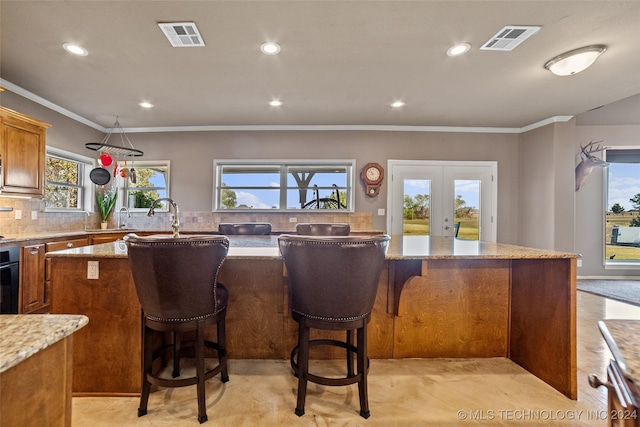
158;22;205;47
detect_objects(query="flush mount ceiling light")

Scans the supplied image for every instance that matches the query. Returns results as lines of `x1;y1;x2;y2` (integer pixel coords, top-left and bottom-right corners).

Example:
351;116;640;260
62;43;88;56
544;45;607;76
261;42;281;55
391;101;405;108
269;100;283;107
447;43;471;57
139;102;153;109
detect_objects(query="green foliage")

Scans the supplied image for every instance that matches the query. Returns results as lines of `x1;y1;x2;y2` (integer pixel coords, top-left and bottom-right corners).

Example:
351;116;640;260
130;191;156;208
45;156;80;208
455;195;473;219
630;194;640;211
630;216;640;227
96;187;117;222
403;194;429;219
221;183;237;209
611;203;625;214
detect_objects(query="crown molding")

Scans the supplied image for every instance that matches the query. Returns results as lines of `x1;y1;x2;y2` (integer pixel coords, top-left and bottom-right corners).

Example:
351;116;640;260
1;79;572;135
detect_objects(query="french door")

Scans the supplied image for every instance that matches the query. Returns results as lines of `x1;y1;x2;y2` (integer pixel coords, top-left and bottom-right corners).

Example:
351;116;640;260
387;161;497;241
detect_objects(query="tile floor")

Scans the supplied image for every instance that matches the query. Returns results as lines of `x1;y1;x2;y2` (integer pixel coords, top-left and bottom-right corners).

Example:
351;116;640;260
72;291;640;426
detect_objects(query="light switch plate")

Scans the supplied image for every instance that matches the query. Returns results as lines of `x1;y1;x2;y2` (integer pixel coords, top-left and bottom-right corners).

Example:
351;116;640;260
31;210;38;220
87;261;99;279
14;210;22;220
377;208;385;216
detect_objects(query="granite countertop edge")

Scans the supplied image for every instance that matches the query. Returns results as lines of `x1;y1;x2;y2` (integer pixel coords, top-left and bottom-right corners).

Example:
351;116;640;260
0;314;89;373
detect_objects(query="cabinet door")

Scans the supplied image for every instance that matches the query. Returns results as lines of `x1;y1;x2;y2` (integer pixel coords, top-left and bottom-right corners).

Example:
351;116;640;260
0;108;49;197
21;244;46;313
45;237;90;307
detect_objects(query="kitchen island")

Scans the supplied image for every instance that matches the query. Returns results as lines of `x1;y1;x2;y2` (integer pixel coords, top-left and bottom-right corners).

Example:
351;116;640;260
0;314;88;427
46;235;578;399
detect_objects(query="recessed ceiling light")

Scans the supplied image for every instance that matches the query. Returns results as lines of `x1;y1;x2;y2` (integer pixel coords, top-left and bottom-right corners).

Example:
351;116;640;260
447;43;471;57
62;43;88;56
261;42;281;55
139;102;154;109
269;100;283;107
391;101;405;108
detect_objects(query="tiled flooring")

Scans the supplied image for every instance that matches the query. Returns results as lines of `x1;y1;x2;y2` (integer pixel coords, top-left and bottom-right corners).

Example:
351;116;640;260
72;291;640;426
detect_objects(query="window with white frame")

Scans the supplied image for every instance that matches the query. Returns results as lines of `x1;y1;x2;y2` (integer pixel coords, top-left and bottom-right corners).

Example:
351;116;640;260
118;160;170;211
45;148;92;211
214;160;354;211
605;148;640;266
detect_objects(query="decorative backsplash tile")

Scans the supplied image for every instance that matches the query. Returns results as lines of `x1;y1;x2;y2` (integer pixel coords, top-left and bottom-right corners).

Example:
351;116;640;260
0;198;375;235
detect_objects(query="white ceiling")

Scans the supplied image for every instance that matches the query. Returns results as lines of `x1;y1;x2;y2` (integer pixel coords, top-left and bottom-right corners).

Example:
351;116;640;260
1;0;639;130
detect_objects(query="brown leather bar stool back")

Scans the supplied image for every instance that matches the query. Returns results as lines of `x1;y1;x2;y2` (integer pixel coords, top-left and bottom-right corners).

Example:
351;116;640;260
295;223;350;236
218;222;272;235
125;234;230;424
278;234;390;418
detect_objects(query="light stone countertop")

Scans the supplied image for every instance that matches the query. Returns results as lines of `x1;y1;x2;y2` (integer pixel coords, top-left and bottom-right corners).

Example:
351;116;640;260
0;314;89;373
45;234;579;260
599;319;640;383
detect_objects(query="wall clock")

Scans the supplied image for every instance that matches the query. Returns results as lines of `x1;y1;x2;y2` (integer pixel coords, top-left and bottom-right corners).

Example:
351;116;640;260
361;163;384;197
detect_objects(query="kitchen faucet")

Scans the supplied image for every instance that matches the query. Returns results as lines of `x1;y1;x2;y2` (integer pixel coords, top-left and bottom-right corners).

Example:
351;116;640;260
118;207;131;229
147;198;180;237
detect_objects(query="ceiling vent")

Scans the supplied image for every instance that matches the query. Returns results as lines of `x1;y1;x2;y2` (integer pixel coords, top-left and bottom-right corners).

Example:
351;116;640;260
480;26;541;51
158;22;205;47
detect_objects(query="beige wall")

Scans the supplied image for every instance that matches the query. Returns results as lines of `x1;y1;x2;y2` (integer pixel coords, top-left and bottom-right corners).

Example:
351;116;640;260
2;90;575;247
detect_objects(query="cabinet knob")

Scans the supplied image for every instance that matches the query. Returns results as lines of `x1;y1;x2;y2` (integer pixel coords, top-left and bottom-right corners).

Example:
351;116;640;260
67;242;73;247
588;374;611;389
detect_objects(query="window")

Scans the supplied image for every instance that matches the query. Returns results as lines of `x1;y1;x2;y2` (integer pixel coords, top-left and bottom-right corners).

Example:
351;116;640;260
214;160;354;211
45;148;92;211
119;161;170;211
605;148;640;266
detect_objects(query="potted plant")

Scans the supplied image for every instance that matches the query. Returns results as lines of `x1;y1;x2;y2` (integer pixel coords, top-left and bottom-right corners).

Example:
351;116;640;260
96;186;117;229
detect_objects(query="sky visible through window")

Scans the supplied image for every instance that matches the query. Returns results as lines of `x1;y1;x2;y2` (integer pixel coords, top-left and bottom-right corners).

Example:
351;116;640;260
224;173;345;209
608;164;640;210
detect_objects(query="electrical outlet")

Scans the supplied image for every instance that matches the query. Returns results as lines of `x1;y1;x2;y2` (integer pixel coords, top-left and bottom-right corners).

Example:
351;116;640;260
87;261;99;279
14;210;22;220
31;210;38;220
289;217;297;223
577;259;583;267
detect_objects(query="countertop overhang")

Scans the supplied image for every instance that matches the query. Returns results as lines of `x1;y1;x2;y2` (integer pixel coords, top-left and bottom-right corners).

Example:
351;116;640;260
0;314;88;373
45;235;580;260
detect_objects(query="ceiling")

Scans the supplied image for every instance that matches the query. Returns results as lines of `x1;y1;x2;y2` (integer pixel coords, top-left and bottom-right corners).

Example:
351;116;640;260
1;1;639;131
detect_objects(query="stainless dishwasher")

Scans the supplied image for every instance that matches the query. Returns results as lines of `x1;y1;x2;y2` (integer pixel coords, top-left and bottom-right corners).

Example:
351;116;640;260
0;245;20;314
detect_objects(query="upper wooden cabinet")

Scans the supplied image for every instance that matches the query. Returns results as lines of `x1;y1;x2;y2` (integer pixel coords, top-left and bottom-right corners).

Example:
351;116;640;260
0;107;50;198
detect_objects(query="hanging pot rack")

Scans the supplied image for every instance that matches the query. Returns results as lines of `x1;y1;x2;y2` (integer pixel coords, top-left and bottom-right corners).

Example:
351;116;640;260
85;117;144;158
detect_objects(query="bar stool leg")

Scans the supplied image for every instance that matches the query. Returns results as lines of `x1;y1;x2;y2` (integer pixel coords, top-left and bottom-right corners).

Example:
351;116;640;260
172;331;181;378
357;325;370;419
346;330;354;377
217;317;229;382
196;322;208;424
295;324;310;416
138;324;153;417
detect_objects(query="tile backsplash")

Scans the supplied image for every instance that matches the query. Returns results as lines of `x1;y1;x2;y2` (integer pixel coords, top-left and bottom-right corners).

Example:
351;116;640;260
0;198;375;235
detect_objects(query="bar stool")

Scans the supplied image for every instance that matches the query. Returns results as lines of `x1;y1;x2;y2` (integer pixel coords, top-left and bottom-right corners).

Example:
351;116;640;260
278;234;390;418
125;234;230;424
295;223;350;236
218;222;272;235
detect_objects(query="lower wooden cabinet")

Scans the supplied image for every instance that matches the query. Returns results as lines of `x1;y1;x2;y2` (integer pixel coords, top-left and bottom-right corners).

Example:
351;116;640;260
20;244;46;313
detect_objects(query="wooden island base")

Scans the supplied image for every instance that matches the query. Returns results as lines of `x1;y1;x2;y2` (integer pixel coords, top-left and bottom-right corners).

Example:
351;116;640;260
48;236;577;399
